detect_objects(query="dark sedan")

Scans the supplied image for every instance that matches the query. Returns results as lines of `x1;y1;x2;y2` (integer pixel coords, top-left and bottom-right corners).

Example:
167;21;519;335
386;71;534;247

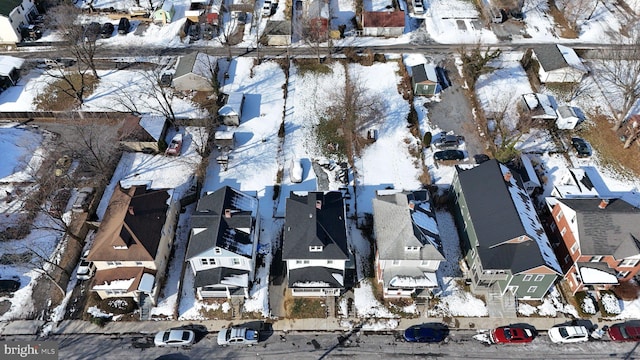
433;149;465;162
403;323;449;343
571;137;592;158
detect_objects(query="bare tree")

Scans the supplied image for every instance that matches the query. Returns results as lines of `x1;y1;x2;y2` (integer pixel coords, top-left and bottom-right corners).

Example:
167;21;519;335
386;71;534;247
594;32;640;131
458;45;501;90
557;0;593;32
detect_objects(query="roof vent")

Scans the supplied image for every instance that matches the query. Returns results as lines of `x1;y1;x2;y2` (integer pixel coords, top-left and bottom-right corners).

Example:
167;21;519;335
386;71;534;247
598;199;609;209
128;206;135;215
225;208;231;218
408;201;415;210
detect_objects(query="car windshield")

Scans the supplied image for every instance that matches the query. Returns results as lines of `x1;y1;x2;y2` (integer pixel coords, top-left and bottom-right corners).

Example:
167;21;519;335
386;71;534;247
559;328;569;337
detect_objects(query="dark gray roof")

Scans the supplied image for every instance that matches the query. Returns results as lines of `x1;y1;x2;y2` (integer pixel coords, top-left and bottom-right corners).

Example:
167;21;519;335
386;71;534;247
372;190;445;261
0;0;22;17
282;192;348;260
456;159;560;274
186;186;257;259
557;198;640;258
410;64;436;84
193;267;249;288
174;52;198;79
534;44;569;72
288;266;343;288
264;20;292;35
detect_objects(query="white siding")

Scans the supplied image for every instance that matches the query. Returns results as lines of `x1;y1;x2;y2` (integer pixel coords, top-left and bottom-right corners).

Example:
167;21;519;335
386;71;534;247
286;259;345;271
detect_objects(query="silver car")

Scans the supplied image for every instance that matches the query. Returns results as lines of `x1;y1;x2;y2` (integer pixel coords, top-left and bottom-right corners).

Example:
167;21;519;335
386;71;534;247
217;327;259;346
154;329;195;347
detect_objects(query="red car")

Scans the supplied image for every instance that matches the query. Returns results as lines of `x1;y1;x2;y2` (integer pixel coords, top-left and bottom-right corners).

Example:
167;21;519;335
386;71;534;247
489;326;535;344
608;324;640;341
165;133;183;156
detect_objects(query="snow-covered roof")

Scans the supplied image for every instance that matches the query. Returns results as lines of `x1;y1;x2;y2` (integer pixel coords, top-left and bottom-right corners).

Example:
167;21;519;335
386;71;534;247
557;44;589;72
139;273;155;292
522;93;557;119
520;154;541;188
138;114;166;142
579;266;619;285
551;168;600;199
0;56;24;77
93;277;135;291
388;272;438;288
219;93;244;117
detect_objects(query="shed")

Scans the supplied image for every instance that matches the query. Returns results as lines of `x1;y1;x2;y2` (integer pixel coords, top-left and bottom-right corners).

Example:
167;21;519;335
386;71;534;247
173;52;217;92
218;93;245;126
361;11;405;37
556;105;580;130
153;2;176;25
0;55;24;91
263;20;291;46
214;130;235;150
410;63;440;96
118;114;168;153
520;93;557;120
532;45;588;83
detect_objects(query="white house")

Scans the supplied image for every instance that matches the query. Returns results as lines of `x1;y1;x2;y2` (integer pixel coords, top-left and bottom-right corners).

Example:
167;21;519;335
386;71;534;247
282;191;353;297
372;190;445;298
0;0;38;46
185;186;259;299
532;44;588;83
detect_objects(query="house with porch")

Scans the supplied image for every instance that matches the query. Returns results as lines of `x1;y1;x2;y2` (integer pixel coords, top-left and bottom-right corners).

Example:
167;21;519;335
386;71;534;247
86;184;180;305
372;189;445;298
451;160;562;314
282;191;354;297
410;64;440;97
185;186;259;299
545;197;640;295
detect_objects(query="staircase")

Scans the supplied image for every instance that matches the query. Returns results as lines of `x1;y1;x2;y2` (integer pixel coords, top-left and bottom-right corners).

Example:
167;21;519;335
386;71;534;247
485;285;517;318
139;293;153;321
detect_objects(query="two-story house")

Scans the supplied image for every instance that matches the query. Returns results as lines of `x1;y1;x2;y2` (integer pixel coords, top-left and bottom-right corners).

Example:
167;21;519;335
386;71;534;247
546;197;640;295
372;190;445;298
0;0;38;45
450;160;561;313
282;191;353;297
86;185;180;305
185;186;259;299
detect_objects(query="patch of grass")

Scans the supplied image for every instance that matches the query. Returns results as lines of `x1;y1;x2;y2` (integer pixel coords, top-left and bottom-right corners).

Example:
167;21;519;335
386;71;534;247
574;291;597;318
34;73;99;111
199;299;234;320
284;296;327;318
613;281;640;301
599;290;621;317
577;115;640;179
547;0;579;38
296;59;333;76
315;116;348;159
101;297;138;315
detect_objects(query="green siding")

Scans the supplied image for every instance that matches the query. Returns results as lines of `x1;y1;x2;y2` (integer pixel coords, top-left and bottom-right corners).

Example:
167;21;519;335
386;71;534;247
510;273;557;299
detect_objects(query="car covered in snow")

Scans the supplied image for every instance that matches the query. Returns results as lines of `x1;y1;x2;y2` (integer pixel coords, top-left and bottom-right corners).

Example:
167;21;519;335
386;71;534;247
77;250;96;281
154;329;195;347
290;158;303;183
608;323;640;342
165;133;183;156
548;325;589;343
217;327;259;346
489;325;535;344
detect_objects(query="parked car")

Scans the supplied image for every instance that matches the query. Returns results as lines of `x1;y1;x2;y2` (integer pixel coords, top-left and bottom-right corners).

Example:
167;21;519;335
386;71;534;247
76;256;96;281
0;277;20;294
154;329;196;347
608;323;640;342
262;0;272;16
433;134;464;150
571;137;592;158
290;158;303;183
217;327;260;346
101;23;115;38
118;17;131;34
21;24;42;42
159;73;173;87
403;323;449;343
433;149;465;162
473;154;491;164
489;326;535;344
72;187;95;213
548;325;589;343
165;133;183;156
44;58;75;69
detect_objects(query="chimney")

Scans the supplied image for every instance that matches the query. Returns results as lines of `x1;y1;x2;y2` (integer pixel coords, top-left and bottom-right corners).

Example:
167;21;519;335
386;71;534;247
128;206;135;215
225;208;231;218
504;171;512;183
598;199;609;210
408;201;415;210
316;200;322;210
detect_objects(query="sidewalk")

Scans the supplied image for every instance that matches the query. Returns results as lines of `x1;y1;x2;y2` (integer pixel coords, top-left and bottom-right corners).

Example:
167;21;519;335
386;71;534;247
0;316;622;336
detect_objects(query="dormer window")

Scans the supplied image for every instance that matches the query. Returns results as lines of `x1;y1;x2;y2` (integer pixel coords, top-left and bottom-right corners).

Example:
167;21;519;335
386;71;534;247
405;246;420;251
214;248;222;254
113;245;128;250
309;245;323;252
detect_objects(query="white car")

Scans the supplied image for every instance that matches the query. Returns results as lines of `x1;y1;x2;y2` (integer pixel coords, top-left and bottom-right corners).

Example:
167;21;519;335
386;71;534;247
290;158;303;183
548;325;589;343
154;329;195;347
217;327;259;346
77;250;95;281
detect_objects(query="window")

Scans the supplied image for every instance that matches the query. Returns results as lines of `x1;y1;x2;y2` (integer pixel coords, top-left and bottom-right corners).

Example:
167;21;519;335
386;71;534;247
327;260;333;265
555;211;563;221
232;258;240;265
527;286;537;293
405;246;420;251
201;258;216;266
621;259;639;267
135;261;143;266
107;261;115;266
570;242;579;254
214;248;222;255
560;227;567;236
309;246;323;252
618;271;630;278
303;260;309;264
115;261;122;266
534;275;544;282
201;259;209;266
523;275;533;282
590;256;603;262
296;260;302;264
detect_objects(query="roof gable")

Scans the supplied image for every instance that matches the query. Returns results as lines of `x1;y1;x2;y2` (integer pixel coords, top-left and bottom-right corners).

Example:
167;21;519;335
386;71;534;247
283;191;349;260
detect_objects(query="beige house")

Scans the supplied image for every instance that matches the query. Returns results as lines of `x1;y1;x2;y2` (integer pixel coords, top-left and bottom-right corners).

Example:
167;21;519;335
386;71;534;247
173;52;217;92
87;185;180;305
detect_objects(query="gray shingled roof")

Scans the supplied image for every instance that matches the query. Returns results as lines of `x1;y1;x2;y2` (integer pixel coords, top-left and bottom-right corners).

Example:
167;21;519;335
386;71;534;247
264;20;292;36
174;52;198;79
557;198;640;258
372;190;444;261
193;267;249;288
534;44;569;72
186;186;257;260
282;192;348;260
456;160;560;274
